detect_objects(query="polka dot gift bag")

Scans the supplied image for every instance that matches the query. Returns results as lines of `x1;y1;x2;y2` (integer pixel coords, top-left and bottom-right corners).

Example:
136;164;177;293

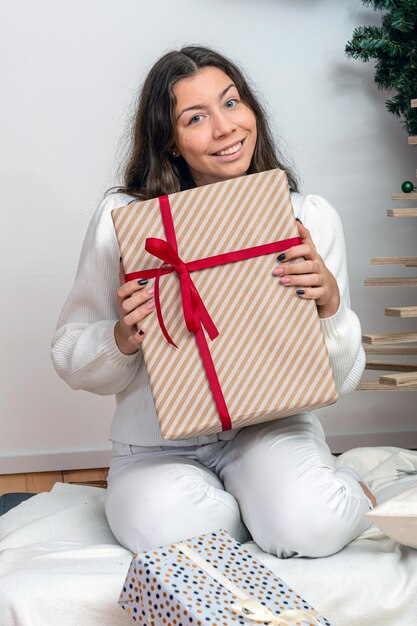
118;529;332;625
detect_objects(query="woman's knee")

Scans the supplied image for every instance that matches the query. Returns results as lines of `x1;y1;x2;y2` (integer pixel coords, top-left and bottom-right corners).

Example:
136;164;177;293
105;455;244;554
265;475;372;558
221;415;371;558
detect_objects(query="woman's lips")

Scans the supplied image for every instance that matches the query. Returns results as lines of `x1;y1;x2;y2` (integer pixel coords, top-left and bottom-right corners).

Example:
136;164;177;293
210;138;246;161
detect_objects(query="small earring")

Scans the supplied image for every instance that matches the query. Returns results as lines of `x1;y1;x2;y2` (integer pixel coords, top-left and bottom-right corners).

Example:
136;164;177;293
171;149;179;157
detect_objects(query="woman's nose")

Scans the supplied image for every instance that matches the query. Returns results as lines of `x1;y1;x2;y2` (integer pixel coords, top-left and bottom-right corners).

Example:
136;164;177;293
212;112;236;139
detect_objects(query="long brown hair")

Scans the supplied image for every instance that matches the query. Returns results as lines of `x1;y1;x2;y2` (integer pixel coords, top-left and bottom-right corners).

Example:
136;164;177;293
110;45;299;200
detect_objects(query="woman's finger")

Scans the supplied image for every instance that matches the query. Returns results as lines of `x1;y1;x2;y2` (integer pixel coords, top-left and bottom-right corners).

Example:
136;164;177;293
273;259;320;277
275;244;313;263
123;299;156;328
120;286;155;315
117;277;153;301
294;286;326;301
128;326;147;346
279;273;321;287
280;221;317;260
296;220;315;245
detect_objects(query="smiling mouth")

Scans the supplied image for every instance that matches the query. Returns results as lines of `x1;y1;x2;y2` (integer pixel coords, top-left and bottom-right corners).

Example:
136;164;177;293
211;138;245;156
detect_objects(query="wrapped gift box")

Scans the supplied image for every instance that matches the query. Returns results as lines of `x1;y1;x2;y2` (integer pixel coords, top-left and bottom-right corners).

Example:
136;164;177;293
112;169;338;440
118;529;332;625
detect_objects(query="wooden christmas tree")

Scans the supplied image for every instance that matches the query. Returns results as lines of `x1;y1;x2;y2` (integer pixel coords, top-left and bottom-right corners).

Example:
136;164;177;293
358;98;417;391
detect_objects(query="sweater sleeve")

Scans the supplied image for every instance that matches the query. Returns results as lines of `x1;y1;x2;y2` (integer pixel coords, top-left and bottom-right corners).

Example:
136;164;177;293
51;193;143;395
300;194;365;396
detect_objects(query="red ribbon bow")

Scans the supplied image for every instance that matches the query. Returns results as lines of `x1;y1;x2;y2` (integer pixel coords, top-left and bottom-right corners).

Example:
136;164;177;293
145;237;219;348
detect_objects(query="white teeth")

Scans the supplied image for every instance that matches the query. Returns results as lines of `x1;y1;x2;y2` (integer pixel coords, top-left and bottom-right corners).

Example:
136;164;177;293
215;141;242;156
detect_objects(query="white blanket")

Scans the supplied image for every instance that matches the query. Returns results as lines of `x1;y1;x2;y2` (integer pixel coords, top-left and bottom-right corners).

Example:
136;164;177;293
1;446;417;626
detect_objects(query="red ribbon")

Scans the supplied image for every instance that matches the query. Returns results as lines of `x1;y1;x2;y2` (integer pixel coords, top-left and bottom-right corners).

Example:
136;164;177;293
125;195;301;432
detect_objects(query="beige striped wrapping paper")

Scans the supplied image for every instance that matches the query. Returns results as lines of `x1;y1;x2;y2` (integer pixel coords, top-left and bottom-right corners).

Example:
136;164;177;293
112;169;338;440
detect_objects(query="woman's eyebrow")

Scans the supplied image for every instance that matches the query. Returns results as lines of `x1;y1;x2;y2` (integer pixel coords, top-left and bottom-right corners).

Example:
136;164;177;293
176;83;236;121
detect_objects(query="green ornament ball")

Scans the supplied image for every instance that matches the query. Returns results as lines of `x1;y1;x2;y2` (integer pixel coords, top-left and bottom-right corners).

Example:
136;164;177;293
401;180;415;193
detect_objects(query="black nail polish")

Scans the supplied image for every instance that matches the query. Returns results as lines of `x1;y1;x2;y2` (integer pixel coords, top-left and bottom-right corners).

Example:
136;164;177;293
296;289;305;295
295;218;303;224
138;330;144;336
138;279;148;285
277;253;286;261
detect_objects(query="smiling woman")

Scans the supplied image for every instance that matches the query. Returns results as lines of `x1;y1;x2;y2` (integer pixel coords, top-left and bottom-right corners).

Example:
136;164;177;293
51;44;374;561
112;45;299;201
171;67;257;186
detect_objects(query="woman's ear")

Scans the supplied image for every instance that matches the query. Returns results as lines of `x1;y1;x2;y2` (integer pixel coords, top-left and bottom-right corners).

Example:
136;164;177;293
170;146;180;157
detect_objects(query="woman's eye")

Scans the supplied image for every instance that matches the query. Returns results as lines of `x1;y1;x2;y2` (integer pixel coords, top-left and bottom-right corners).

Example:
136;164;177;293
225;98;238;108
189;114;203;125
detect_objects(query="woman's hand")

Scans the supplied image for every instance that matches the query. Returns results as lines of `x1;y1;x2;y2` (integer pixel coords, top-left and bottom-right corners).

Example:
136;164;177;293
114;261;156;355
272;220;340;319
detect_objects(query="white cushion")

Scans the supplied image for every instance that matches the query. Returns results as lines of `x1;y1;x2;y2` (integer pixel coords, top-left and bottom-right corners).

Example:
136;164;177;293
367;484;417;549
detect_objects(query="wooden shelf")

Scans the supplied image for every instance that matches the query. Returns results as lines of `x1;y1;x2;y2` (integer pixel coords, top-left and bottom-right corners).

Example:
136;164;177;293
408;137;417;145
385;306;417;317
392;192;417;201
357;380;417;391
387;208;417;217
364;345;417;355
364;277;417;286
379;371;417;387
366;361;417;372
362;332;417;345
371;257;417;266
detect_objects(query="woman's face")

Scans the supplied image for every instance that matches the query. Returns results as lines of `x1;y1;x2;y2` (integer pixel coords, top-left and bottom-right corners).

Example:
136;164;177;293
172;67;257;187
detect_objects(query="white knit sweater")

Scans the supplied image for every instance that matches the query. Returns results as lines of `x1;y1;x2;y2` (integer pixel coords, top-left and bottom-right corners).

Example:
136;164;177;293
51;191;365;446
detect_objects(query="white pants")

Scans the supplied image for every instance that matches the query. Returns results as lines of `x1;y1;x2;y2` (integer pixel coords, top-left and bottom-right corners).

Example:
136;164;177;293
105;413;372;558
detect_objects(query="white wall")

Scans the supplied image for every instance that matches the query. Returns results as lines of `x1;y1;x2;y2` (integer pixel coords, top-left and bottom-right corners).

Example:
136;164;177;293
1;0;416;473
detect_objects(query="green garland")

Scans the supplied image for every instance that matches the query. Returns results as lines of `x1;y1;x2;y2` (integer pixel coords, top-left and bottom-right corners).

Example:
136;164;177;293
345;0;417;136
